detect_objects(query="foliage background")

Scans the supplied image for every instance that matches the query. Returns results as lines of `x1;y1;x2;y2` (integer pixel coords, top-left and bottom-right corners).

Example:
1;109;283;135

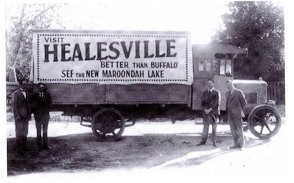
212;1;284;82
6;4;64;80
5;2;284;82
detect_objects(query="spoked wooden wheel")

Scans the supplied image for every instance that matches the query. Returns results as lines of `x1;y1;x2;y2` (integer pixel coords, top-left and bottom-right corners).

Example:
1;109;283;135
91;108;125;141
248;105;281;139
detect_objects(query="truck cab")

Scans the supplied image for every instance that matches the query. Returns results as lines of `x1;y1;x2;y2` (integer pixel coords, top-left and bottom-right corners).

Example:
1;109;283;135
191;44;281;139
191;44;268;112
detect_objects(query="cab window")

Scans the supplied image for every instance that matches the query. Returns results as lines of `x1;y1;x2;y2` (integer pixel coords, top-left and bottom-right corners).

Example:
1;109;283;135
219;59;232;76
197;58;232;76
198;60;205;71
205;60;211;72
198;59;212;72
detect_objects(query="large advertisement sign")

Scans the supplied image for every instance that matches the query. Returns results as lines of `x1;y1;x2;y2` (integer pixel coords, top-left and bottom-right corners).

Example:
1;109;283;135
33;30;192;84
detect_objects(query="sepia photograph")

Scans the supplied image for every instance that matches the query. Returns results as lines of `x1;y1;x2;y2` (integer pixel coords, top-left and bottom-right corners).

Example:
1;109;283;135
1;0;292;182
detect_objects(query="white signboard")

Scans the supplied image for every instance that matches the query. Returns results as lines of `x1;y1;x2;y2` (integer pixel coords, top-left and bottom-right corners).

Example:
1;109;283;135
32;30;193;85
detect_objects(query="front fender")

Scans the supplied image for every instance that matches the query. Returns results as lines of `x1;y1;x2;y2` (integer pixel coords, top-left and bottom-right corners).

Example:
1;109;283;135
247;104;280;121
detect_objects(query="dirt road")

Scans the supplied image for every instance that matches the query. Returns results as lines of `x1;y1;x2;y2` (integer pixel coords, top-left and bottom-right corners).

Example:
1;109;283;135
6;118;293;182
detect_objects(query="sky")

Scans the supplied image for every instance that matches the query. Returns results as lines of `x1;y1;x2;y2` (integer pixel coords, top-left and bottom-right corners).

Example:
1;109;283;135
60;0;228;44
5;0;229;44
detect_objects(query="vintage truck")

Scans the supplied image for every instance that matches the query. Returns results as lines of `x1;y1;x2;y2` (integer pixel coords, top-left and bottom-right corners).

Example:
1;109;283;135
7;30;281;141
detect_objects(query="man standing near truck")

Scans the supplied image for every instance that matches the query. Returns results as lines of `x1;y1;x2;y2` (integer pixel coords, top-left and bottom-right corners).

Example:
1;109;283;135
225;80;247;150
32;83;52;150
12;79;31;156
197;78;220;147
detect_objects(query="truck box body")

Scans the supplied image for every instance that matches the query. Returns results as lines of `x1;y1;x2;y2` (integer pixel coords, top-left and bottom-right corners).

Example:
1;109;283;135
46;83;191;105
32;30;193;107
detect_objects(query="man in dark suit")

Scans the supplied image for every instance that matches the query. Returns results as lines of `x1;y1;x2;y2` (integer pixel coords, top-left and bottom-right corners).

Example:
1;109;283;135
197;78;220;147
32;83;52;150
225;80;247;150
12;79;31;156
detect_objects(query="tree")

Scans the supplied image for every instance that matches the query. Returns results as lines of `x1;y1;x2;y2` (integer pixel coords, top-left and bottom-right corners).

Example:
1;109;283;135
212;1;284;82
6;4;64;81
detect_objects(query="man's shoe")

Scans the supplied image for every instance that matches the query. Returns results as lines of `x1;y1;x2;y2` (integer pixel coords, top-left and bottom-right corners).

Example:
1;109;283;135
229;145;239;149
212;142;217;147
239;146;244;151
38;145;42;151
16;150;25;157
42;145;52;150
23;145;29;152
37;141;42;150
17;150;30;158
196;142;206;146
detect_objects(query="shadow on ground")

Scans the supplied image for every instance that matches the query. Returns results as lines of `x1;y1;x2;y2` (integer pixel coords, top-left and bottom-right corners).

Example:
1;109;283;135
7;132;270;176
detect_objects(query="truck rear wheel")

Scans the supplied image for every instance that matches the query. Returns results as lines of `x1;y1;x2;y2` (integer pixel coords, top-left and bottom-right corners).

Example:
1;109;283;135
91;108;125;141
248;105;281;139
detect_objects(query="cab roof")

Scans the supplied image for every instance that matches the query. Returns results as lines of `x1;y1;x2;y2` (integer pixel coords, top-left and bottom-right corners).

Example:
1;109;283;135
192;44;247;58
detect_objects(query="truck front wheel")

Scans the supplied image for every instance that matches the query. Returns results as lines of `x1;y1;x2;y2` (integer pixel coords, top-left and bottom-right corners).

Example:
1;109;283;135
248;105;281;139
91;108;125;141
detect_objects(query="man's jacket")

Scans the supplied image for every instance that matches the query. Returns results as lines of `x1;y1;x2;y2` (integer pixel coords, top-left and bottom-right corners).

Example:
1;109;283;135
201;89;221;116
12;89;30;120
